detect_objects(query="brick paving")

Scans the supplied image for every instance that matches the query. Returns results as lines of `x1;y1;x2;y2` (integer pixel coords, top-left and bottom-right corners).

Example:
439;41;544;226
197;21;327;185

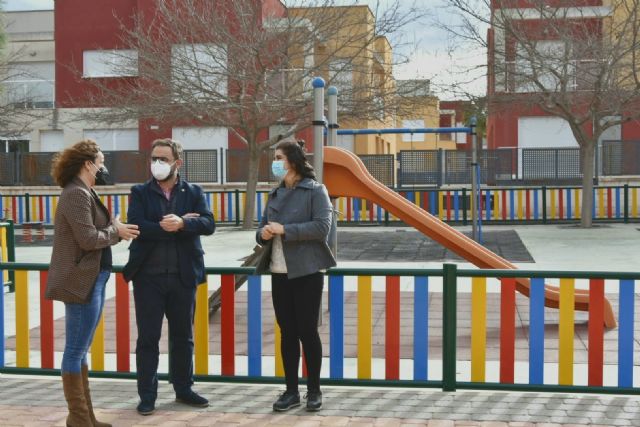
0;375;637;426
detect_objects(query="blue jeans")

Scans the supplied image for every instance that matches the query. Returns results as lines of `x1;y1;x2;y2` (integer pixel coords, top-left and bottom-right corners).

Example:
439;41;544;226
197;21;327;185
61;270;110;374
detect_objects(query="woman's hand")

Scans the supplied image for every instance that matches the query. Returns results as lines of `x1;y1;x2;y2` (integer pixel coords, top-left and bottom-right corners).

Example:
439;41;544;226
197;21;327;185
114;215;140;241
261;226;274;241
267;221;285;235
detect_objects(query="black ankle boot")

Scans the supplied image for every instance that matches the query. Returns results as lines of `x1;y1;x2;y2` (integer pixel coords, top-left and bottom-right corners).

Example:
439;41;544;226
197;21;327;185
272;390;300;412
305;390;322;411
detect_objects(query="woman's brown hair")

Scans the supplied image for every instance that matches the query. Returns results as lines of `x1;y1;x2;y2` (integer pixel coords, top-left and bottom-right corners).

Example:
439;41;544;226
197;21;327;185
51;139;101;187
276;139;316;180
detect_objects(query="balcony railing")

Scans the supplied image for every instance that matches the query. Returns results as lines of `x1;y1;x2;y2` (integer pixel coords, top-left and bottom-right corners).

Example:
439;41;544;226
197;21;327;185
497;60;599;93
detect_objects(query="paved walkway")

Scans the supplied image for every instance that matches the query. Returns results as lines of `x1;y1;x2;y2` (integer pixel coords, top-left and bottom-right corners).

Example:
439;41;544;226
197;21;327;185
1;374;639;426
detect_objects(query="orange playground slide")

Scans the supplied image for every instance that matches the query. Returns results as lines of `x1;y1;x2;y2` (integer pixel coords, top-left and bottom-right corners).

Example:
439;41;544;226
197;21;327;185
323;146;616;328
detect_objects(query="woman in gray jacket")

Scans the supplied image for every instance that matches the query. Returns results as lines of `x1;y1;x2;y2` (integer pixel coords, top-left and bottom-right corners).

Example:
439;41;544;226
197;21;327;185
256;139;336;412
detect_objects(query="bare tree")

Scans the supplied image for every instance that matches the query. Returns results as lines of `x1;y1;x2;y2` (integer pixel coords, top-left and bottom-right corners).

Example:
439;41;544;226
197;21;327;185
70;0;427;228
441;0;640;227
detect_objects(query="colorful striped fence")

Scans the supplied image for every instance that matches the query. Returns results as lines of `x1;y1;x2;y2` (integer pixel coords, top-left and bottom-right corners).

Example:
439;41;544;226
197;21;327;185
0;262;638;394
4;185;640;227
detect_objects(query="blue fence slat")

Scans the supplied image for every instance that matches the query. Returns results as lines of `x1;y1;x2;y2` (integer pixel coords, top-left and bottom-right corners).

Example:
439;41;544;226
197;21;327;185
615;188;621;218
413;276;429;381
454;191;459;221
429;192;437;215
247;275;262;377
256;193;263;223
354;198;361;222
377;205;383;222
407;191;415;204
509;190;515;221
533;189;539;220
485;190;491;221
566;189;572;219
17;197;23;224
618;279;635;388
227;193;234;223
45;196;51;224
329;275;344;379
529;277;545;385
206;193;212;212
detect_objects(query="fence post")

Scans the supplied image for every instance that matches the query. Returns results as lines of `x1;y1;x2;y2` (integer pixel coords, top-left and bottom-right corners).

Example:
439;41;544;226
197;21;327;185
25;193;30;223
438;148;444;187
384;209;389;227
542;186;547;224
624;184;629;223
6;219;15;292
219;148;225;185
442;263;457;392
235;190;240;227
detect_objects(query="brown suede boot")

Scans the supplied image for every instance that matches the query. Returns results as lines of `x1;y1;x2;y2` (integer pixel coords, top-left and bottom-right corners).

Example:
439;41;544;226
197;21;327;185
62;372;92;427
81;365;112;427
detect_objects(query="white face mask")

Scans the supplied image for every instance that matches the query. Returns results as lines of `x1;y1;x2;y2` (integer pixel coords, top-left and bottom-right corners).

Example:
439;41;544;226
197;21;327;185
150;160;174;181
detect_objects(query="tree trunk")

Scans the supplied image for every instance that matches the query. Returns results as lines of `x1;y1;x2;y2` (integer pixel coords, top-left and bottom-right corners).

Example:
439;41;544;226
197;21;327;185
580;140;596;228
242;143;261;230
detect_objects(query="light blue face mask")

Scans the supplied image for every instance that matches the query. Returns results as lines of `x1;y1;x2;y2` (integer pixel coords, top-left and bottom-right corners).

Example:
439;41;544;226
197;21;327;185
271;160;287;179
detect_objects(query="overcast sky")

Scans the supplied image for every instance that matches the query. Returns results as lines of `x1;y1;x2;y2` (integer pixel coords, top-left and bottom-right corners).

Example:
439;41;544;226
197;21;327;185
3;0;486;98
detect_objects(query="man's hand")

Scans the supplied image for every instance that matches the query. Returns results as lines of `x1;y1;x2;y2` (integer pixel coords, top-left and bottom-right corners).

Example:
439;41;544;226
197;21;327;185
160;214;185;232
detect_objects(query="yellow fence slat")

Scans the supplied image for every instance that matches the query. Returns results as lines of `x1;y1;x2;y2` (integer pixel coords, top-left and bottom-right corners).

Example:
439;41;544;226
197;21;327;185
194;281;209;375
517;190;523;220
471;277;486;382
357;275;372;379
0;227;8;282
558;278;575;385
15;270;29;368
598;188;605;219
274;322;284;377
90;314;105;371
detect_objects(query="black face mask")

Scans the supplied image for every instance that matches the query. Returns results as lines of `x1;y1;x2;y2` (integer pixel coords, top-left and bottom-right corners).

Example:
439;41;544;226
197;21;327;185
94;166;113;185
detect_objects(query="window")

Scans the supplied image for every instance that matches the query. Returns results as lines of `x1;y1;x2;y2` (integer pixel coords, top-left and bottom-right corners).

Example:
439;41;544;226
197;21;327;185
329;60;353;94
171;44;227;99
83;129;139;151
40;130;65;152
172;127;228;150
265;69;311;99
3;61;54;108
83;50;138;78
402;120;425;142
515;41;575;92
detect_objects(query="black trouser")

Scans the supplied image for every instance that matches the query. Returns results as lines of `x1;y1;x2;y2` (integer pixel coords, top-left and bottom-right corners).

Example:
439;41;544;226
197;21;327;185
133;273;196;402
271;272;324;393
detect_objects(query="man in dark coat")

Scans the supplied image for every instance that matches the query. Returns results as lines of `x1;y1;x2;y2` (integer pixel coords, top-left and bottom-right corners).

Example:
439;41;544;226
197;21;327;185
124;138;215;416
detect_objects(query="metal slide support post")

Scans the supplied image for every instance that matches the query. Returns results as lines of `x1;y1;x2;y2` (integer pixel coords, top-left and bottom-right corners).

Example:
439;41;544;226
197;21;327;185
327;86;339;259
470;117;478;241
312;77;327;322
312;77;326;183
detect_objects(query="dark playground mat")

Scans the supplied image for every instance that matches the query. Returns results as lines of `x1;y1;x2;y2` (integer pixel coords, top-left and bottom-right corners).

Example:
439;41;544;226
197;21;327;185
336;229;534;262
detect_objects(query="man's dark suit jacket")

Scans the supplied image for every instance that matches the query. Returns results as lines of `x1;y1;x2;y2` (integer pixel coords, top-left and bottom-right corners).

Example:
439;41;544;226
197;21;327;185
123;177;215;287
